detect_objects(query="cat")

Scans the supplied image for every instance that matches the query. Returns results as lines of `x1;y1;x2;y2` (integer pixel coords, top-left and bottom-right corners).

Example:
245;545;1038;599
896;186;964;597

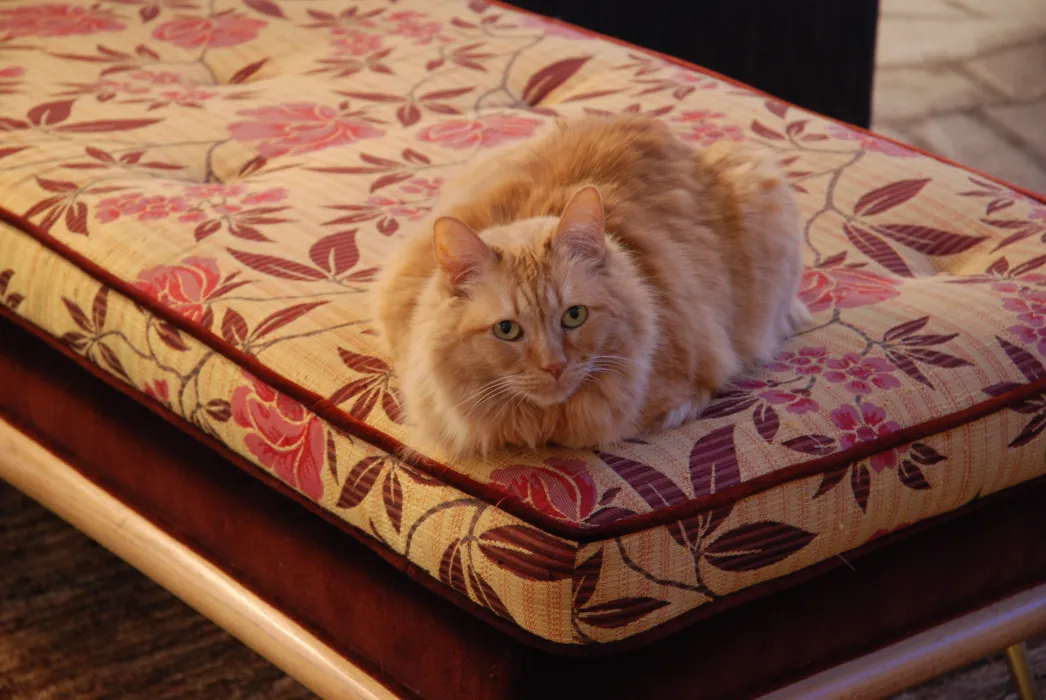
372;115;807;456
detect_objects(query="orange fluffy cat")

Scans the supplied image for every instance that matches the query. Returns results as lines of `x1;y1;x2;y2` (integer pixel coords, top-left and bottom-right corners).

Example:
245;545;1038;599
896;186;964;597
373;116;807;456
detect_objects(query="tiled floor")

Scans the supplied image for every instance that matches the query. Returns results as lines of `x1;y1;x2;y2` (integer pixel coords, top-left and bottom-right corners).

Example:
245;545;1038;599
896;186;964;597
873;0;1046;195
876;3;1046;695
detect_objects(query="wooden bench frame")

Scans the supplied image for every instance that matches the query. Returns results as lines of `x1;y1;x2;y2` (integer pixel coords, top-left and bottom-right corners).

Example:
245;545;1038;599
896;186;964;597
3;417;1043;699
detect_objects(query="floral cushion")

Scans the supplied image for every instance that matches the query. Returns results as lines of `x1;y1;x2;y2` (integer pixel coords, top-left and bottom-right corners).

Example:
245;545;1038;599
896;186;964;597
2;0;1046;649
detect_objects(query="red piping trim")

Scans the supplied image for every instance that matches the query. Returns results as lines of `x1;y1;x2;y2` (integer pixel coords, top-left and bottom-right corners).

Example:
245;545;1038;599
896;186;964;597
1;2;1044;541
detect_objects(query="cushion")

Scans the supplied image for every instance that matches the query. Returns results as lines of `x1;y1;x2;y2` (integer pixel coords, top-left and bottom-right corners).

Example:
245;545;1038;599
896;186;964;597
2;0;1045;650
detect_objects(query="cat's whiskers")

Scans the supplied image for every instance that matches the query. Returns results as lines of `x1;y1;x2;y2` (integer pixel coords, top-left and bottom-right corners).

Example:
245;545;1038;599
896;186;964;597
462;378;528;420
584;354;636;381
588;353;640;368
589;358;631;371
508;374;545;392
463;384;515;414
455;379;510;411
455;376;517;413
581;373;617;396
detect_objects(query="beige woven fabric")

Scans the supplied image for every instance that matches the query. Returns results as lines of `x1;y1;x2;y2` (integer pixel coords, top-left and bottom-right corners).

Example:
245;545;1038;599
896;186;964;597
2;0;1046;646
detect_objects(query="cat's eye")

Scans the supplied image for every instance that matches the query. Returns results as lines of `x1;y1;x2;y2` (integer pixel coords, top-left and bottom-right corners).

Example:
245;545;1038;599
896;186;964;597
493;320;524;341
561;305;588;329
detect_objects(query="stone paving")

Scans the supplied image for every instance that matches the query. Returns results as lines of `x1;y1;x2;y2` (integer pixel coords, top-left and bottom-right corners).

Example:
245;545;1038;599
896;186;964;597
873;0;1046;195
877;3;1046;695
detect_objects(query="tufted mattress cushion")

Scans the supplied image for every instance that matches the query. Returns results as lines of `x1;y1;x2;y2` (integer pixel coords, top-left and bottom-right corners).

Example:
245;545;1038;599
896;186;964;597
2;0;1046;650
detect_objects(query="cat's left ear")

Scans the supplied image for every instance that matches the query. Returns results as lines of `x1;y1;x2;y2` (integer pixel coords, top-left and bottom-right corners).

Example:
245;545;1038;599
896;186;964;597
553;186;606;263
433;216;496;291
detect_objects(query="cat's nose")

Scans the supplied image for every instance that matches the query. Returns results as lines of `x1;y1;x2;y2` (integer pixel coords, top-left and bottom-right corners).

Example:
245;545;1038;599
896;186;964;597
541;363;565;380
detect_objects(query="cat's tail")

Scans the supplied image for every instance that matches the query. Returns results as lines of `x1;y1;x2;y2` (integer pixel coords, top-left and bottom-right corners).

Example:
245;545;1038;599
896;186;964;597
697;140;784;197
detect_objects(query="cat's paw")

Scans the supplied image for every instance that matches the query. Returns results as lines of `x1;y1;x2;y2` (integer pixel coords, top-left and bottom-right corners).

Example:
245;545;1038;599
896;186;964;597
657;395;707;431
787;298;813;334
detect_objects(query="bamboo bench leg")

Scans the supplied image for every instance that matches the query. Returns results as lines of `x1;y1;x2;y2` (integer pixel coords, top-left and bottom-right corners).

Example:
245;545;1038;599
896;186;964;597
1005;641;1041;700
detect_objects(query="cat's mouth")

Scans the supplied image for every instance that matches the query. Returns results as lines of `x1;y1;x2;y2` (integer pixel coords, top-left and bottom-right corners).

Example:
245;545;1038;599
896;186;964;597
525;377;582;408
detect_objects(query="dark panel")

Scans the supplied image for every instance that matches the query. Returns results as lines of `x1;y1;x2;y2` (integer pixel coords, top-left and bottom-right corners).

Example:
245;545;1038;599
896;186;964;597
505;0;880;127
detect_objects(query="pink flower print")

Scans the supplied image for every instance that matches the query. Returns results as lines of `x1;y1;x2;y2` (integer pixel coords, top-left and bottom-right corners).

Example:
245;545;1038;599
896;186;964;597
184;184;245;199
144;195;190;220
95;197;127;224
417;115;543;149
242;187;288;205
213;203;243;215
366;196;428;221
232;372;325;501
0;4;124;37
134;257;221;324
767;347;828;375
331;29;383;56
0;66;25;79
130;70;185;85
229;103;385;158
1004;287;1046;327
759;389;820;415
832;402;902;472
824;354;902;394
799;267;901;312
671;70;718;89
93;79;152;101
386;11;444;44
1004;286;1046;354
95;192;191;223
152;13;267;49
398;177;443;198
673;110;744;147
1029;205;1046;223
1009;324;1046;355
178;211;207;223
159;87;218;107
826;124;915;158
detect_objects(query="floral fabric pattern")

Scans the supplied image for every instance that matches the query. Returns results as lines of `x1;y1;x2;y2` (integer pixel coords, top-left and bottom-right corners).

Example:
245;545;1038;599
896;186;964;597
134;256;221;322
152;13;267;48
228;103;385;157
0;4;125;37
2;0;1046;648
232;371;325;500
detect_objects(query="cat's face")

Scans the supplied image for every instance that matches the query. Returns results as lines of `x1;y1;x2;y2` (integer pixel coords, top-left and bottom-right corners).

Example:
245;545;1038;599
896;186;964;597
428;187;634;414
452;236;619;408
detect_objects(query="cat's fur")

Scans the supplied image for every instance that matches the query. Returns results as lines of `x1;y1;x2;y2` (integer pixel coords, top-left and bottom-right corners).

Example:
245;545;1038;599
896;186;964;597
373;116;807;456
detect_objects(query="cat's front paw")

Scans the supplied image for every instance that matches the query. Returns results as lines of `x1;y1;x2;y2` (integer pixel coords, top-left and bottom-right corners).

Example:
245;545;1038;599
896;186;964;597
657;395;708;432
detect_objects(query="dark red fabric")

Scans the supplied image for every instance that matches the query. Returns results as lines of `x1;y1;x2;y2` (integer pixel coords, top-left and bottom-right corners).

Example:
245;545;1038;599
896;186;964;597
5;315;1046;699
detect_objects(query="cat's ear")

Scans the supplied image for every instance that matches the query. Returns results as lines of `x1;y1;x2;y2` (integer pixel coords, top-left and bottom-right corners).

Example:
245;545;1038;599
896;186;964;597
553;186;605;263
433;216;496;289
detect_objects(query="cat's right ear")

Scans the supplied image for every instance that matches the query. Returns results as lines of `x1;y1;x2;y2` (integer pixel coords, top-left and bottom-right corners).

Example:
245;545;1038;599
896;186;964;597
553;186;606;264
433;216;496;291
